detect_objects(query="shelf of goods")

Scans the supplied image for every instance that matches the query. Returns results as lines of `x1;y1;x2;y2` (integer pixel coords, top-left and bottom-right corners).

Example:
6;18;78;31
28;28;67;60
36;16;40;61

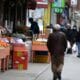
0;40;10;72
32;41;50;63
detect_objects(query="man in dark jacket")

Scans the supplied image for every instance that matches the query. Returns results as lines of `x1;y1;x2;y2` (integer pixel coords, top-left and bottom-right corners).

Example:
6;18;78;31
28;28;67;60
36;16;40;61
66;23;77;54
29;18;40;39
76;28;80;57
47;24;67;80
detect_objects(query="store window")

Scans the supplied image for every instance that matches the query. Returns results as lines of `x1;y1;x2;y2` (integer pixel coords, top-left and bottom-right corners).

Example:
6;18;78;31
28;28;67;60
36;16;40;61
26;8;44;32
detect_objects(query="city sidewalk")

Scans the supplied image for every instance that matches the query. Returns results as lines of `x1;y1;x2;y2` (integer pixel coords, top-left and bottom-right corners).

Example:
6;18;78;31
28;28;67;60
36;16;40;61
0;54;80;80
0;42;79;80
0;63;50;80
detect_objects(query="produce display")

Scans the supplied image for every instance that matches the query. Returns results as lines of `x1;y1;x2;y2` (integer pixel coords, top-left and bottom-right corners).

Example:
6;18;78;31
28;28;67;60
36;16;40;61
32;40;46;46
0;40;9;48
12;33;27;41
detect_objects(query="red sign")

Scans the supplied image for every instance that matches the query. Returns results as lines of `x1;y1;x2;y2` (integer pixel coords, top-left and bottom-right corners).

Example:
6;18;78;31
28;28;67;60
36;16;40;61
36;0;54;2
49;0;54;2
35;0;48;8
36;0;48;3
36;0;46;2
36;0;43;1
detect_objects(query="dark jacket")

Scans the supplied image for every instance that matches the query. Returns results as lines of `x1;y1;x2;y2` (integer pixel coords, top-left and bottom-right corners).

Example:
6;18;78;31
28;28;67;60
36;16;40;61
66;28;77;43
76;30;80;42
30;21;40;34
47;30;67;56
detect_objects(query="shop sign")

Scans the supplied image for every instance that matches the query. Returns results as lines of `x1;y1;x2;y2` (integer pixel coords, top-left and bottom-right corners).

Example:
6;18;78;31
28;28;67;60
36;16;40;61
36;0;48;8
36;0;48;3
52;0;65;8
36;0;44;2
52;0;65;13
54;8;63;13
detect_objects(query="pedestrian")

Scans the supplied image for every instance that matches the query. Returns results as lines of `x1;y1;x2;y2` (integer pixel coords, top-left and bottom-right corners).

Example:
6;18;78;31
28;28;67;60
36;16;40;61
76;28;80;58
47;24;67;80
66;23;77;54
29;17;40;40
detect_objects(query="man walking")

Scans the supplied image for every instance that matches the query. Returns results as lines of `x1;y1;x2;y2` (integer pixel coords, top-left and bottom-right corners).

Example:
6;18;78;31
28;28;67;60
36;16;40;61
47;24;67;80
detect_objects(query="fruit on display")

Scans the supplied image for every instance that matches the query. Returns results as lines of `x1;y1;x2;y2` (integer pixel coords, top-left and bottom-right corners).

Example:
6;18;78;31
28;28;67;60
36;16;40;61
0;40;9;48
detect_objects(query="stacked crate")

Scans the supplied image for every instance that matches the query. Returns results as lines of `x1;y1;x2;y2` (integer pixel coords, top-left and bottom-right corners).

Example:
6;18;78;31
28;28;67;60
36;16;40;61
13;45;28;70
33;51;49;63
0;47;10;72
32;41;50;63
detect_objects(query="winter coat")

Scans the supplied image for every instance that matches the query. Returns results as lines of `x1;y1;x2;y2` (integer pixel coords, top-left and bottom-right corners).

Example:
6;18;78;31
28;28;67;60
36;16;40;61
47;30;67;70
47;30;67;56
66;29;77;43
76;31;80;42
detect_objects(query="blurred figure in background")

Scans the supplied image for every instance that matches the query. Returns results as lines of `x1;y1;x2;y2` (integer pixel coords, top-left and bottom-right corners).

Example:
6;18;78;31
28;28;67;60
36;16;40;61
76;28;80;58
66;23;77;54
47;24;67;80
66;23;73;54
29;17;40;40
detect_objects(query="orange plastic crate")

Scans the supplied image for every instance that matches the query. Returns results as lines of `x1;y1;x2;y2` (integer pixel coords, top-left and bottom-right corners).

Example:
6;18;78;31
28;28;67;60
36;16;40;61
13;46;28;70
13;55;28;70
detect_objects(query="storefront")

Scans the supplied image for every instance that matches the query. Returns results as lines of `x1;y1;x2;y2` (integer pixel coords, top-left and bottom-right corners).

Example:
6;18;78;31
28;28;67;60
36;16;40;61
26;0;51;33
0;0;37;34
51;0;70;26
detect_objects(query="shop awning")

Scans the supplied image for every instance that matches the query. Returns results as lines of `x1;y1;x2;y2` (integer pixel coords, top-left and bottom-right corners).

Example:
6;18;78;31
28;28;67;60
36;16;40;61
27;0;37;10
27;0;53;9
